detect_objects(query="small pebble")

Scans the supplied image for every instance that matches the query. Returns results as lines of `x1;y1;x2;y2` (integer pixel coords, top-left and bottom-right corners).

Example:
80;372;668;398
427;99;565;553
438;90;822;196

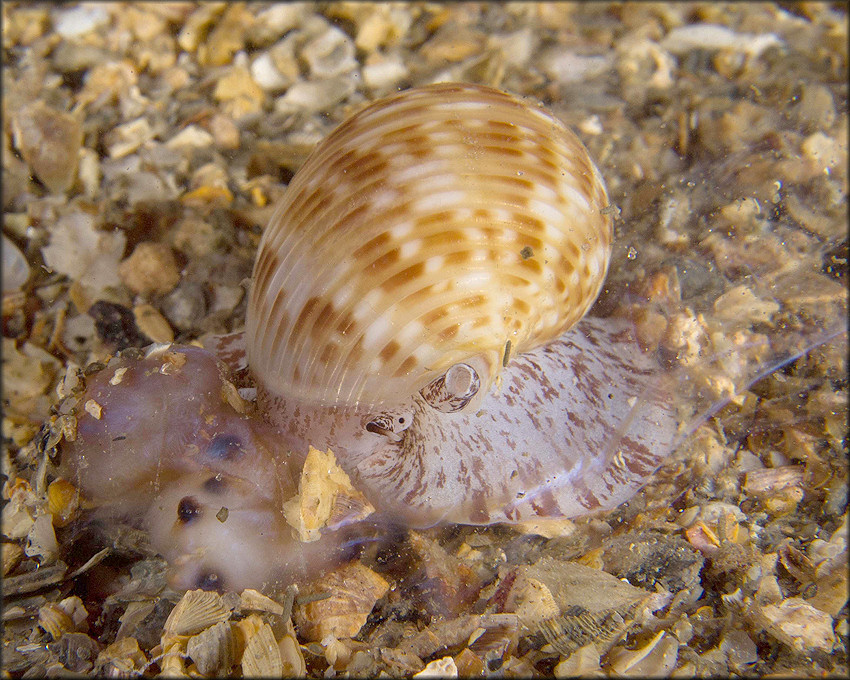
794;83;836;132
2;235;30;293
250;52;293;92
721;629;758;670
41;211;127;309
12;102;83;194
363;53;409;90
661;23;783;57
133;304;174;344
125;171;171;205
274;76;356;114
352;6;411;52
105;118;156;159
52;4;109;38
420;24;486;63
165;125;214;150
301;25;358;79
208;114;241;150
118;242;181;296
161;280;208;331
801;132;843;171
87;300;150;350
170;217;220;257
712;285;780;325
198;4;254;67
214;67;265;119
254;4;308;43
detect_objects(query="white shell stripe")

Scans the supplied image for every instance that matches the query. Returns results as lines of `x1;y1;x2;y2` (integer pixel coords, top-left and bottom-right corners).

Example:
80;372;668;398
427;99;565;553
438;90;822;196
247;83;612;406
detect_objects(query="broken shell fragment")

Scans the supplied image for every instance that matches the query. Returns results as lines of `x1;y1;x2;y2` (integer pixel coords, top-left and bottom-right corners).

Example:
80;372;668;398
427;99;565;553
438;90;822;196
498;558;654;655
606;630;679;677
553;644;603;677
164;589;233;637
11;101;83;193
186;620;237;676
296;562;390;641
47;478;80;528
238;588;284;616
502;571;561;630
240;621;282;677
413;655;459;678
94;637;148;676
752;596;836;654
38;602;75;640
282;446;375;542
2;234;30;293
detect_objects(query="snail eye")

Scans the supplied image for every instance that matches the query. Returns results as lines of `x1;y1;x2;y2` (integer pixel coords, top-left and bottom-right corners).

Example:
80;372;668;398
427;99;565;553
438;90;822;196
206;433;246;461
365;411;412;442
419;363;480;413
195;571;222;592
203;473;226;494
177;496;203;523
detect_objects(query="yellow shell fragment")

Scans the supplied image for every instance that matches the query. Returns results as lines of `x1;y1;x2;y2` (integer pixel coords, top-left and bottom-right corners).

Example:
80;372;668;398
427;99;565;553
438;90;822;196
38;603;74;640
95;637;148;676
37;595;88;640
247;82;611;406
157;636;188;678
2;541;24;576
47;478;80;527
297;561;390;641
84;399;103;419
186;620;238;676
231;609;306;678
282;446;375;542
280;619;307;676
607;630;679;676
413;655;459;677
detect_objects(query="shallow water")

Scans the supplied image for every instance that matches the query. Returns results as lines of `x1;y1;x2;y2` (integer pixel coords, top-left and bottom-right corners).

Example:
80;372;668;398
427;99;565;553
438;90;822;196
2;3;847;677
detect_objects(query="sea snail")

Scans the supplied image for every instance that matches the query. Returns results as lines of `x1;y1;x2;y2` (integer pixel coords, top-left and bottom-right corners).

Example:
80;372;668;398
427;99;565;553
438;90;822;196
60;83;679;591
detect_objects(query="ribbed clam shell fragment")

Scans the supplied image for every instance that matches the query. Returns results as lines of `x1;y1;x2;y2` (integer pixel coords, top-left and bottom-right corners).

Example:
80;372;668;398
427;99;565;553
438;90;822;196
247;82;612;407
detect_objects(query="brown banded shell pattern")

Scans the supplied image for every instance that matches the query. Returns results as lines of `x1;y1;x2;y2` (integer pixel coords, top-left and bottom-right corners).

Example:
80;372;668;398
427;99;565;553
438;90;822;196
247;83;612;407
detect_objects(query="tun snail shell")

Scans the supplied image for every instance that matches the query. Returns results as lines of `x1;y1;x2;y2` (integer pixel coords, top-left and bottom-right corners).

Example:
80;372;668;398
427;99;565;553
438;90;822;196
60;83;678;591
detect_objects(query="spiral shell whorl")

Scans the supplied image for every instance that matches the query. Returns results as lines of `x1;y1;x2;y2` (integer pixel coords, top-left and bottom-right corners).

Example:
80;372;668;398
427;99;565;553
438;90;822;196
247;83;612;406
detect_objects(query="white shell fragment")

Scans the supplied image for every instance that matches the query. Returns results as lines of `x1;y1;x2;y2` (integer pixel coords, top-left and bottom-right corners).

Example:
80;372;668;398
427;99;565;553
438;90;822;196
248;82;612;407
240;621;283;676
660;23;783;57
2;235;29;293
413;655;459;678
753;597;837;654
